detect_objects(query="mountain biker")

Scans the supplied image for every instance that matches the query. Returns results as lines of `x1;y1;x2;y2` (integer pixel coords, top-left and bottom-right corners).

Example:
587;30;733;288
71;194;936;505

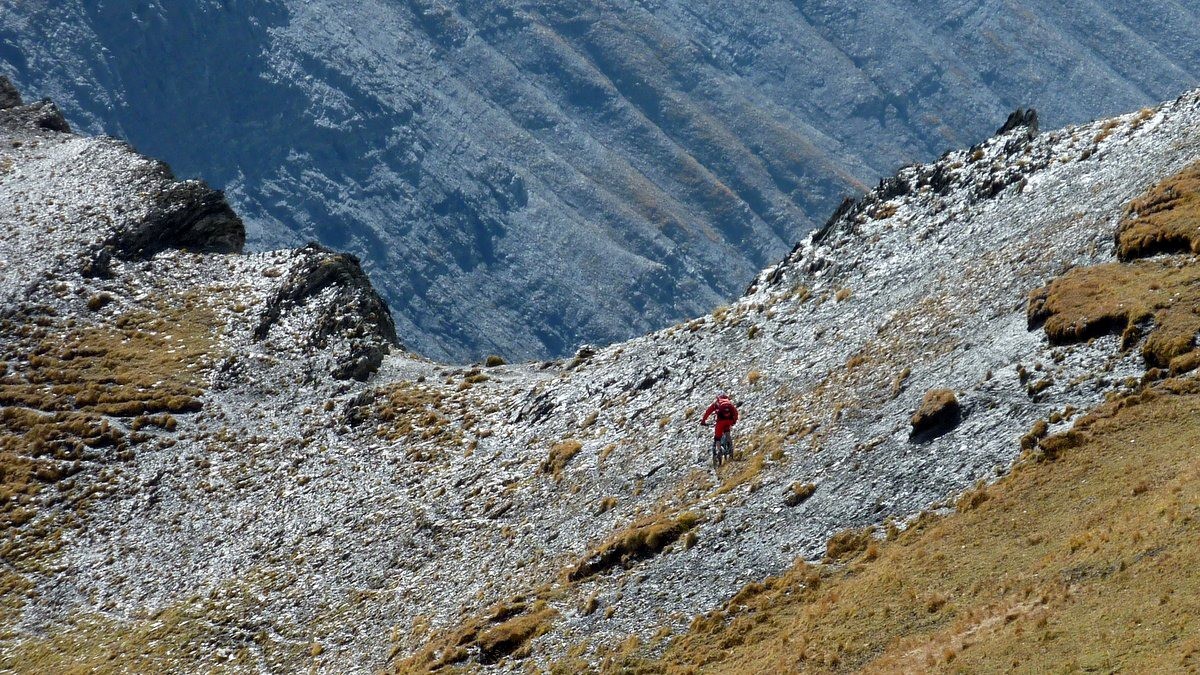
700;393;738;454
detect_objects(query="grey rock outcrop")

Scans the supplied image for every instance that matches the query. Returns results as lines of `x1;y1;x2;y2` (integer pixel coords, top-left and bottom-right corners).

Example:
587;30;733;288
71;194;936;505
108;178;246;257
0;75;22;109
997;108;1040;136
254;243;399;381
0;91;392;382
0;79;70;134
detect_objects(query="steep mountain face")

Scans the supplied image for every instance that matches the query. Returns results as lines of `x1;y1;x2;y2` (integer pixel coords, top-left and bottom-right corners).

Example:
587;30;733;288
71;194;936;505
3;0;1199;361
4;75;1200;672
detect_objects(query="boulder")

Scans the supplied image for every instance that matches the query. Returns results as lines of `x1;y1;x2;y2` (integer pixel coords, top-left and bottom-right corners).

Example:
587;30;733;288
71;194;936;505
911;388;962;438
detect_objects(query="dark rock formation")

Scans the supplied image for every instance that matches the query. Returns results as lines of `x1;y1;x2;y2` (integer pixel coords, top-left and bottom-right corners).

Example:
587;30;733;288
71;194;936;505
996;108;1040;136
109;178;246;258
0;76;22;109
0;97;70;133
0;76;68;132
79;246;113;279
254;243;399;381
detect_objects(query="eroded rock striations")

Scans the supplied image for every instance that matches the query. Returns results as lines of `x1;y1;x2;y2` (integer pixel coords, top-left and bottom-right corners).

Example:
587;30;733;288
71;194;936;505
5;0;1200;361
3;77;1200;673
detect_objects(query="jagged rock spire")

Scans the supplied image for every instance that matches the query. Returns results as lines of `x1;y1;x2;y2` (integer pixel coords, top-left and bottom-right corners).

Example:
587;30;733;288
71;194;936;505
996;108;1039;136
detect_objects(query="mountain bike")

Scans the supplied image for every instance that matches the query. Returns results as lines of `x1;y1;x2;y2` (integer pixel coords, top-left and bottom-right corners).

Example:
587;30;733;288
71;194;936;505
703;423;734;469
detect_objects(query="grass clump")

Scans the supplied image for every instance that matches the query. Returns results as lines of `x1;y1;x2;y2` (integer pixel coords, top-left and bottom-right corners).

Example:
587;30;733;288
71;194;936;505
370;383;459;449
1029;162;1200;372
595;496;618;515
541;439;583;478
1019;419;1049;451
784;482;816;507
1029;259;1200;370
0;294;220;623
474;607;557;665
1;295;219;417
890;367;912;399
569;511;702;582
824;527;874;562
85;292;113;311
910;388;960;436
1092;119;1120;144
955;481;990;512
484;354;506;367
395;601;557;672
1116;161;1200;260
580;594;600;617
714;450;766;496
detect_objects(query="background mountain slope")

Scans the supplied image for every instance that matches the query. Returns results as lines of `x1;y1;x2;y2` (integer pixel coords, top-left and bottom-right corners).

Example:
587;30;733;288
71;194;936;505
4;74;1200;672
2;0;1199;361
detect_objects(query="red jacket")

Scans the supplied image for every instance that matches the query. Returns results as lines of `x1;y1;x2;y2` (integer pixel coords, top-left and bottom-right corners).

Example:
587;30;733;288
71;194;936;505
702;397;738;437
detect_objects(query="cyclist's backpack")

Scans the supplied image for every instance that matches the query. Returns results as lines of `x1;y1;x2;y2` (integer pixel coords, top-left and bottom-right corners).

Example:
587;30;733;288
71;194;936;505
716;400;736;421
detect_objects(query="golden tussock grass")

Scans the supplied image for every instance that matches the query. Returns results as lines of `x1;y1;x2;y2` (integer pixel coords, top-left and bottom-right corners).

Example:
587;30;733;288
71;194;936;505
714;450;766;497
1029;162;1200;371
1116;161;1200;260
0;407;122;525
1029;258;1200;369
823;527;874;562
541;439;583;478
784;482;817;507
1;293;219;417
0;293;221;626
889;367;912;399
595;496;618;515
373;383;459;449
395;599;558;673
568;511;702;582
611;377;1200;674
0;596;269;673
1130;107;1156;131
910;388;959;434
1092;119;1120;144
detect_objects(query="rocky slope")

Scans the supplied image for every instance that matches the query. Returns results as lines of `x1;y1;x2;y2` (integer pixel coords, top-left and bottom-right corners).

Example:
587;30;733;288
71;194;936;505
3;0;1200;361
3;76;1200;673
